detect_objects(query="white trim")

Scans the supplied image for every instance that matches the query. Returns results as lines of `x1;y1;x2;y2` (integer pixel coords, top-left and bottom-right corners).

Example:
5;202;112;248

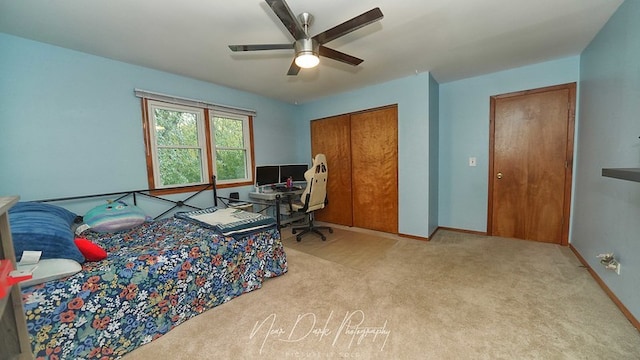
209;110;253;184
135;88;256;117
146;100;209;188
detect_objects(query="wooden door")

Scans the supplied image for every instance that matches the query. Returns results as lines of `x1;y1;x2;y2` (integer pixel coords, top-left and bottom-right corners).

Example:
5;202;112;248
351;106;398;233
488;83;575;245
310;115;353;226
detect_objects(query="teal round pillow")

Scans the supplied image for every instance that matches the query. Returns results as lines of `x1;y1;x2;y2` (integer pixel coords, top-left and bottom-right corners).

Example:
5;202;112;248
84;201;147;233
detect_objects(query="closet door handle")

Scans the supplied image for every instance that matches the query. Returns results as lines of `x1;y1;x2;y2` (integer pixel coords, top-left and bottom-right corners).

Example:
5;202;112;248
496;172;503;179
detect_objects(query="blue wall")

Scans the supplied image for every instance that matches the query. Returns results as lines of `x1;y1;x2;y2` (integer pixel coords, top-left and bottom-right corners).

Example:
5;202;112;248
438;56;580;232
572;0;640;321
0;33;297;204
1;3;639;322
296;73;431;238
0;31;582;239
1;32;434;237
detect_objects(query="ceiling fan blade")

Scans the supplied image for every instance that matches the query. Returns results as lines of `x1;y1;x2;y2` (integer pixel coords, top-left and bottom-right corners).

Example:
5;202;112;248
319;46;363;66
287;59;301;76
265;0;307;40
229;44;293;52
313;7;383;45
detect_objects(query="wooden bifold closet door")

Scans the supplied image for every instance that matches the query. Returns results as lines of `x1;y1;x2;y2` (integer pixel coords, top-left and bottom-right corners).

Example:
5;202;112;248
310;114;353;226
311;105;398;233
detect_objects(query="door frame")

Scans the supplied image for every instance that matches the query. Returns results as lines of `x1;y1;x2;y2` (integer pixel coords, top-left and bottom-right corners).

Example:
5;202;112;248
487;82;576;246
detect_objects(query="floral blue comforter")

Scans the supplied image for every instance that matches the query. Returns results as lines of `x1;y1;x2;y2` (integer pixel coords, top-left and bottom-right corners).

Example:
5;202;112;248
21;217;287;359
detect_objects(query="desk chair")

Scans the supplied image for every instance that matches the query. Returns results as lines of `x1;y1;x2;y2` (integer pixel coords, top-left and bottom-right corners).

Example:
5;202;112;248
291;154;333;241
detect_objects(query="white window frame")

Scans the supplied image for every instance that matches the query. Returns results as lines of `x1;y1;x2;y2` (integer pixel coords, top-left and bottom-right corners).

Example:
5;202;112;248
209;110;254;185
146;100;209;188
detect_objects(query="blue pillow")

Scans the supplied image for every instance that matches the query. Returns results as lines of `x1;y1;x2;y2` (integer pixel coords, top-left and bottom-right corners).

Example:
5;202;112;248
10;201;77;225
9;202;84;263
83;201;147;233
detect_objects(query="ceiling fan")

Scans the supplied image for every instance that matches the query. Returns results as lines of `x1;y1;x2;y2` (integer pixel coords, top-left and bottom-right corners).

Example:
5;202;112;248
228;0;383;75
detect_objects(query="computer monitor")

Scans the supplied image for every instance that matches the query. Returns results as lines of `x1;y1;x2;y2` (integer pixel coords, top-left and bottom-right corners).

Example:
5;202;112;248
279;164;308;182
255;165;280;186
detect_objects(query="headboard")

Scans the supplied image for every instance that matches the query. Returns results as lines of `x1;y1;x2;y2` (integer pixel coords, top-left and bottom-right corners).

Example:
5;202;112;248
35;177;219;220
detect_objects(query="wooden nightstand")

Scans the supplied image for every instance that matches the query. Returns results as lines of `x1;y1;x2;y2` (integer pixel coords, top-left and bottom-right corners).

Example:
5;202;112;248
0;196;33;360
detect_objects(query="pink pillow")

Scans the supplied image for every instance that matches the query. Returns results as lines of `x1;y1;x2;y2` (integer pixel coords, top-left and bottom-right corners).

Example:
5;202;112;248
74;238;107;262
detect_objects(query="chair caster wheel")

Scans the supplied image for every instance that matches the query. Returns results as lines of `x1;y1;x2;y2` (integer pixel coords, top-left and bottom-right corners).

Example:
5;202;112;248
328;229;334;234
296;236;302;242
321;235;326;241
292;229;297;234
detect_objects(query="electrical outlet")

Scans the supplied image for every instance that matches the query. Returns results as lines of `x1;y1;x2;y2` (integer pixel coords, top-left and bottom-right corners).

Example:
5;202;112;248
598;252;621;274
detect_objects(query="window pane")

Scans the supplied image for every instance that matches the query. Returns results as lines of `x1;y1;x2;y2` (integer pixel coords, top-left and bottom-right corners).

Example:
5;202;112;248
214;117;244;148
158;148;203;186
155;109;198;146
216;149;247;180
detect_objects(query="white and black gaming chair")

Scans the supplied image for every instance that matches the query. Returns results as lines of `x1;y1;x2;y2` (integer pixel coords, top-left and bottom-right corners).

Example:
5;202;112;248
290;154;333;241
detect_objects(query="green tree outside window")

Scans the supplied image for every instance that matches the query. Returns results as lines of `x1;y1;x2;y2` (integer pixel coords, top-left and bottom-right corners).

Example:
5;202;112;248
213;116;247;181
154;108;204;186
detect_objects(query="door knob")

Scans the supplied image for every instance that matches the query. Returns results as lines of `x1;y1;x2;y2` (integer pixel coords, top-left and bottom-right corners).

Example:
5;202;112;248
496;172;503;179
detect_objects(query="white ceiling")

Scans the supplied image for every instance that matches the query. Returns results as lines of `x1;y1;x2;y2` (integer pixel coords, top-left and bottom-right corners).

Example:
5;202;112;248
0;0;623;104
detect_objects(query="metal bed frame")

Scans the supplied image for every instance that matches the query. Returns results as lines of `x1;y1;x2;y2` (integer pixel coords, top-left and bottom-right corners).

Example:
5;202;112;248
37;179;218;220
36;176;291;233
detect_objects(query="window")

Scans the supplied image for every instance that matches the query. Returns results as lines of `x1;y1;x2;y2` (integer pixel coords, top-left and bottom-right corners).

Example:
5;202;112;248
142;98;254;191
210;111;253;184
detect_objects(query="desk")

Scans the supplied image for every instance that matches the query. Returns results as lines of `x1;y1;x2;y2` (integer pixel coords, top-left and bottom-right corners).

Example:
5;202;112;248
249;189;305;228
249;188;302;201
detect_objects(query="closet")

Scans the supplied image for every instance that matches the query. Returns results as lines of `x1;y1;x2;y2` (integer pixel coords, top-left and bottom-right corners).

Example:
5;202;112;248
310;105;398;233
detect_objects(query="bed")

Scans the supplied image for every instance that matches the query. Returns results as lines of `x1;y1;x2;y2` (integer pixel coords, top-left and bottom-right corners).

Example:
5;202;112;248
11;185;287;359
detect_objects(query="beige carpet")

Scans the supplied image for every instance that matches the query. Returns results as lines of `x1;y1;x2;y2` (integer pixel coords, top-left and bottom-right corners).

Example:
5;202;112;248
280;226;398;271
124;228;640;359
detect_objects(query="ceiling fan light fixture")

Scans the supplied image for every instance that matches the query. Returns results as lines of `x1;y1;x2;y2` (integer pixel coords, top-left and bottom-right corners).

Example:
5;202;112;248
228;1;384;75
295;53;320;68
294;38;319;68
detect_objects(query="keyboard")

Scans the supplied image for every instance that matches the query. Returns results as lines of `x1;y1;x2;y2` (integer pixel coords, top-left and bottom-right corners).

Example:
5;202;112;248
273;185;302;192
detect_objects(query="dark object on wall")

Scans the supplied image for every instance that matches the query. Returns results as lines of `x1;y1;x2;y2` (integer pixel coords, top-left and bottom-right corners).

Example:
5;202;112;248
602;168;640;183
